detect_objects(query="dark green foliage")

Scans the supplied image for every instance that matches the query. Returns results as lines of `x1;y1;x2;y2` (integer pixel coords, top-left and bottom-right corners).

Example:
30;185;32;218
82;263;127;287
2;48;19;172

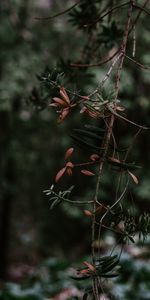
69;0;100;29
0;0;150;299
97;21;123;49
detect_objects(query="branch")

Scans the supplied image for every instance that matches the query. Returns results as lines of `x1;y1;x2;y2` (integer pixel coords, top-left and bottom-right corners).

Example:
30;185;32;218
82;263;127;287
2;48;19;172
133;3;150;17
125;54;150;70
99;179;129;226
35;0;81;21
83;1;130;28
111;109;149;130
70;49;120;68
129;0;150;33
49;189;93;205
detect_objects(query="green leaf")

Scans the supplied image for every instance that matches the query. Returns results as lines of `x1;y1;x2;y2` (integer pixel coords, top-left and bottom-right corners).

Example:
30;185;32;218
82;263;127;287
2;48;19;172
108;159;141;170
128;236;135;243
100;273;119;278
70;134;101;154
98;255;118;264
73;129;103;141
50;199;61;209
84;124;105;134
71;275;90;280
101;258;119;273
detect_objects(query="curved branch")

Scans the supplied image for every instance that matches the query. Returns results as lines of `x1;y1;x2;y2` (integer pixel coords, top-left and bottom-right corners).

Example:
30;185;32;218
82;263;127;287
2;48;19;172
125;54;150;70
35;0;81;21
83;1;130;28
70;48;120;68
129;0;150;33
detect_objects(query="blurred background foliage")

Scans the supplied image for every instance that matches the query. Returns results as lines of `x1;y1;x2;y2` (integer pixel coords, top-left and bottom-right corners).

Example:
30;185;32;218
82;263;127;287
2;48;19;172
0;0;150;299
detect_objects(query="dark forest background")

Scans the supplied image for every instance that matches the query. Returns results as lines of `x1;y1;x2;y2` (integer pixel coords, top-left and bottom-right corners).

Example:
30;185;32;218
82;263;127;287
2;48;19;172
0;1;150;299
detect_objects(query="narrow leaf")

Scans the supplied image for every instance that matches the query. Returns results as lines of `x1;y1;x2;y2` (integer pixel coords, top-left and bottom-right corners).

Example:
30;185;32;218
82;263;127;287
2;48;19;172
109;157;121;163
90;154;100;161
84;210;93;217
128;170;139;184
58;108;70;123
81;170;95;176
84;124;105;134
83;261;95;272
50;199;61;209
73;129;103;141
100;273;119;278
65;147;74;160
70;134;101;153
66;161;74;168
55;167;66;182
128;236;135;243
60;87;70;104
52;97;67;107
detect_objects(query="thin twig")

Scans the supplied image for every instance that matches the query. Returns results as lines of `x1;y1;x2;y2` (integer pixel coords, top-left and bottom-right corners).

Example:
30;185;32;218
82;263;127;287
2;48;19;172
114;1;133;98
83;1;130;27
70;48;120;68
129;0;150;33
100;53;123;87
124;128;142;162
133;3;150;17
96;223;124;236
125;54;150;70
92;114;115;265
89;52;123;97
49;190;93;205
35;0;82;20
111;109;149;130
70;1;149;69
132;25;136;57
100;178;129;225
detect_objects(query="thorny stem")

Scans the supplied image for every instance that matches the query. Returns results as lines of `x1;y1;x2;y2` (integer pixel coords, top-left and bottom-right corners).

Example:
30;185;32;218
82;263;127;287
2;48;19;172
92;115;115;263
91;3;133;297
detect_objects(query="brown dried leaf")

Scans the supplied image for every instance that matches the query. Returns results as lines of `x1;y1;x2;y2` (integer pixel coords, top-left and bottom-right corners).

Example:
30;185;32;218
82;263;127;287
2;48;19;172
83;210;93;217
55;167;66;182
116;105;125;111
96;205;104;214
87;110;100;119
52;97;68;107
80;106;87;114
80;96;89;101
49;103;58;107
66;161;74;168
65;147;74;160
109;157;120;163
66;168;73;176
90;154;100;161
78;269;90;275
58;108;70;123
81;170;95;176
83;261;95;272
60;87;70;104
128;170;139;184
